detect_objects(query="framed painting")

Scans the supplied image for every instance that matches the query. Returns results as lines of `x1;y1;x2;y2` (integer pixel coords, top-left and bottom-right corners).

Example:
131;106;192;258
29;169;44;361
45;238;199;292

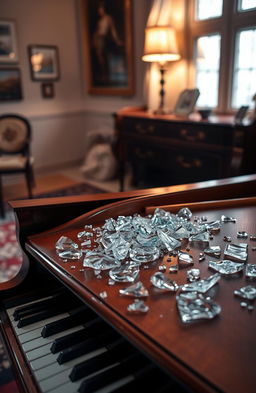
41;82;54;98
81;0;134;95
28;45;60;81
0;68;22;101
0;20;18;63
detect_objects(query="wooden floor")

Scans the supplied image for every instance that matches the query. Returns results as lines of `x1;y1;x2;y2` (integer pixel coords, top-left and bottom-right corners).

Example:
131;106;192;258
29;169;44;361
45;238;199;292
3;173;82;201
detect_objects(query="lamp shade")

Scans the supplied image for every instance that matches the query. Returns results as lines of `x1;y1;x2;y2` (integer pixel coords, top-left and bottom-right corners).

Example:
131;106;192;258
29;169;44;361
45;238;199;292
142;26;181;63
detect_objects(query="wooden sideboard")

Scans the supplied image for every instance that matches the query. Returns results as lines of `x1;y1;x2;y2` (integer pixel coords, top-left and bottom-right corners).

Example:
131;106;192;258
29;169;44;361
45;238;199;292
114;107;256;191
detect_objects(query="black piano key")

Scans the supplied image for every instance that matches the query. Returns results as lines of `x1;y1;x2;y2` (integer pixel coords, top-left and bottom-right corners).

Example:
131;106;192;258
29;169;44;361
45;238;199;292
13;292;76;321
17;297;79;328
41;306;95;338
110;365;170;393
57;330;120;364
77;353;149;392
70;339;135;382
50;318;108;353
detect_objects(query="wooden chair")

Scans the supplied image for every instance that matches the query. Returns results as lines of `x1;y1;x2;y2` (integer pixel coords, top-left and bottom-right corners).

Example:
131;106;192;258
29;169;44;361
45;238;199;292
0;114;35;217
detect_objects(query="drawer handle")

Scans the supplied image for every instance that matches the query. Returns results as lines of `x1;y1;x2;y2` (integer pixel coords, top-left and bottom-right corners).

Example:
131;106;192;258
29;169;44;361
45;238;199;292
134;148;154;159
180;129;206;142
135;124;155;134
177;155;202;168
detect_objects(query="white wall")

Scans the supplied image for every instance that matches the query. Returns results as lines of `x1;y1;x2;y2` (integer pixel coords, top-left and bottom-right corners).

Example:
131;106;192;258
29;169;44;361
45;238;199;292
0;0;150;171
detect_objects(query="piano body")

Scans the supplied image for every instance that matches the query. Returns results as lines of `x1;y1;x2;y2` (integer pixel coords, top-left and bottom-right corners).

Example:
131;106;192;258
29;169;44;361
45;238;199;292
1;175;256;393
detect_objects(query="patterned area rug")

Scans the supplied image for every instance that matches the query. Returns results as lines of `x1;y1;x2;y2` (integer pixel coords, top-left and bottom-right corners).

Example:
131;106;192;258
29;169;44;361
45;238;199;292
0;181;105;392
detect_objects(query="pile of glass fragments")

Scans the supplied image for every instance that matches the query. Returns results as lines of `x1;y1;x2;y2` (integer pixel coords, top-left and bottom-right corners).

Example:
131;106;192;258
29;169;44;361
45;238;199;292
55;207;256;323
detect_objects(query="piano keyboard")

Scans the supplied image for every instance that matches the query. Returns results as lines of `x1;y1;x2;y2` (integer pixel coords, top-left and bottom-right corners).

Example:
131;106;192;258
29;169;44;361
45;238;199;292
5;288;188;393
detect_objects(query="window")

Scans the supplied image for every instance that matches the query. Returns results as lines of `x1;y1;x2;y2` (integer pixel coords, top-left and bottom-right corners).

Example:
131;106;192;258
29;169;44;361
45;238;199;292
195;0;223;20
188;0;256;111
232;28;256;108
195;35;221;107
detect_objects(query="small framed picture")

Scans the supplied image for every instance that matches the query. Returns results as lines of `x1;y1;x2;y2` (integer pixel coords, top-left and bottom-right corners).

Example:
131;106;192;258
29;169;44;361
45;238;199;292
234;105;249;124
41;82;54;98
0;68;22;101
174;89;200;116
0;20;18;63
28;45;60;81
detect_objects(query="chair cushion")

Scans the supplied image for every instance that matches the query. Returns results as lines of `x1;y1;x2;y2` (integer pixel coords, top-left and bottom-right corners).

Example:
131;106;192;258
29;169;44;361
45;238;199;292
0;155;27;170
0;118;28;153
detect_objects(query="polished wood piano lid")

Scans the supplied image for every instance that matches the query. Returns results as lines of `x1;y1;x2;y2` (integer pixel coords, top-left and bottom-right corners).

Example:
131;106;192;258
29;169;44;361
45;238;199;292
25;193;256;393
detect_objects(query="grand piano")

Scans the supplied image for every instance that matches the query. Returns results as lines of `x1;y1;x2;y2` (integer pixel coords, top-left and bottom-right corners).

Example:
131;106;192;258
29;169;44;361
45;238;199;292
1;174;256;393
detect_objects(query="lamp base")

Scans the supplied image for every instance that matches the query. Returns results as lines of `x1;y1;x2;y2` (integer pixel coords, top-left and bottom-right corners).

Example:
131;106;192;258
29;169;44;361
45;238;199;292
154;107;170;115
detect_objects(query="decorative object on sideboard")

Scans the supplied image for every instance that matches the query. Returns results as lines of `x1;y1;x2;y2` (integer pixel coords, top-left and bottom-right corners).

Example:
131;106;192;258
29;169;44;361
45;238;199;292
28;45;60;81
174;89;200;116
41;82;54;98
81;0;134;96
142;25;181;114
198;108;212;120
0;68;22;101
0;20;18;63
234;105;249;124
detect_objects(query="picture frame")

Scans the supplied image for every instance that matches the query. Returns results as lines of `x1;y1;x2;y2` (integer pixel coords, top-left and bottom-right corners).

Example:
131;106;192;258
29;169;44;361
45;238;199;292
28;45;60;81
81;0;134;95
0;20;18;63
234;105;249;124
0;68;22;101
174;89;200;116
41;82;54;98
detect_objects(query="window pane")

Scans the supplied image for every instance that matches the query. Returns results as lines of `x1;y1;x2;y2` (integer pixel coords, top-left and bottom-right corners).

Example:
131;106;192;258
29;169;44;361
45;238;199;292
231;28;256;108
195;0;223;20
238;0;256;11
194;34;221;108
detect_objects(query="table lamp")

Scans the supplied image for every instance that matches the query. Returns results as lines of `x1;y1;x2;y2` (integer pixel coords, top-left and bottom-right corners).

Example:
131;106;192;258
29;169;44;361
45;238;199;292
142;26;181;114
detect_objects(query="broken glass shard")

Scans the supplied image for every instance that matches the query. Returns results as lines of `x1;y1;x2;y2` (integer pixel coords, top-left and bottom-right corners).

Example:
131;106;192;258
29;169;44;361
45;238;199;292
177;207;192;220
180;273;221;293
208;260;244;275
99;291;108;299
223;236;232;242
224;243;248;262
157;230;181;251
204;246;221;258
245;264;256;279
119;281;149;298
127;299;149;314
206;221;221;233
189;232;209;243
234;285;256;300
250;235;256;241
57;249;83;260
173;226;190;240
150;272;179;292
221;215;236;223
176;292;221;323
237;231;248;239
109;264;139;283
187;268;200;282
178;251;194;266
83;252;119;270
81;239;92;248
111;237;131;260
199;252;205;262
56;236;79;251
129;245;159;263
136;233;158;247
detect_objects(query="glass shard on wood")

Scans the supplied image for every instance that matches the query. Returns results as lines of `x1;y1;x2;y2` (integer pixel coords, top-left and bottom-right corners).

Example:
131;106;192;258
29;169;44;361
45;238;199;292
176;292;221;323
224;243;248;262
208;260;244;275
204;246;221;258
150;272;179;292
245;264;256;279
234;285;256;300
119;281;149;298
180;273;221;293
109;264;139;283
127;299;149;313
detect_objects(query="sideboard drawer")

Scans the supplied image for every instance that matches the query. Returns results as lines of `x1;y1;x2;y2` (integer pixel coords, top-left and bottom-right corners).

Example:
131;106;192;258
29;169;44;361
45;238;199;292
122;117;234;147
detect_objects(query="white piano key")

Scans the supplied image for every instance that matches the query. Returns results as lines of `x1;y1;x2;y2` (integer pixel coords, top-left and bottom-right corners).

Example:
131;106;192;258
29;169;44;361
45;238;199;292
18;326;43;344
26;343;52;361
39;368;71;392
30;352;57;371
35;347;106;381
13;312;69;335
22;326;84;352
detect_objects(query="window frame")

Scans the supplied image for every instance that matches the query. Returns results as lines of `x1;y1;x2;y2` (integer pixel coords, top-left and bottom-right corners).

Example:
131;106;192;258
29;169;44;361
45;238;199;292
187;0;256;113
